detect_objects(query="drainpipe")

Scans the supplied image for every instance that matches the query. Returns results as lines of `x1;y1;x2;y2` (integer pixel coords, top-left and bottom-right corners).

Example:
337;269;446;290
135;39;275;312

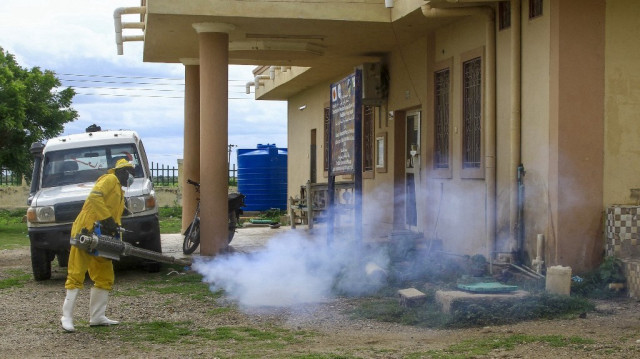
254;74;271;88
246;74;271;95
269;66;277;80
422;3;496;261
245;81;255;94
114;6;146;55
509;0;522;259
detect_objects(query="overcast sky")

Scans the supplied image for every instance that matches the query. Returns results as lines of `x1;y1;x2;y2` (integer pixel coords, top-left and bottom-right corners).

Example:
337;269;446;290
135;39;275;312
0;0;287;168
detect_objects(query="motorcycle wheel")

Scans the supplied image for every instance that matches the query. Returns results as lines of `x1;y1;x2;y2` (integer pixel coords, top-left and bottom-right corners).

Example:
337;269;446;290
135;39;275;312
228;211;238;244
183;219;200;254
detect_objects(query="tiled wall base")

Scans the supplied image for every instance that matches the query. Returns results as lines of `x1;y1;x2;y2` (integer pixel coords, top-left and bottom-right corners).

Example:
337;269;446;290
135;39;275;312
606;206;640;298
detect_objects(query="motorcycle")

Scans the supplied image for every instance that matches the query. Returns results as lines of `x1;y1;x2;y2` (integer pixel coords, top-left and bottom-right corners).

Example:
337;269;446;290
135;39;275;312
183;179;246;254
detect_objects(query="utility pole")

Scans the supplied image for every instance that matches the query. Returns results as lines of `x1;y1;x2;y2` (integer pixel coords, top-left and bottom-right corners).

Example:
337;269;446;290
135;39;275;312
228;144;237;182
227;144;237;167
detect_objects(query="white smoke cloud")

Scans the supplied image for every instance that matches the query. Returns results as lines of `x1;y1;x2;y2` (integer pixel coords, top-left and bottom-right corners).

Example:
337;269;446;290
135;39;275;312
193;229;389;308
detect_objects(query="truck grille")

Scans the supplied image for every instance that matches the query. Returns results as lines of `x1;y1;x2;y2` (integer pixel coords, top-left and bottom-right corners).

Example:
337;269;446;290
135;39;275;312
54;201;85;223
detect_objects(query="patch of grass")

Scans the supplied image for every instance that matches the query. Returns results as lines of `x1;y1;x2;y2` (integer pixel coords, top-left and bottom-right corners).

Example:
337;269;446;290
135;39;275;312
120;320;193;344
259;208;286;223
422;334;595;358
0;269;31;289
448;293;595;327
290;355;356;359
350;292;594;329
94;320;316;355
115;271;223;302
195;325;312;347
0;209;29;250
351;296;449;328
208;307;232;315
158;206;182;234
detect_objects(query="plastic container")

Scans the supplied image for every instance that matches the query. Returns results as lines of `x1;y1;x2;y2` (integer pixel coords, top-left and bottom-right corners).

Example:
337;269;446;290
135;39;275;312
237;144;287;211
545;265;572;295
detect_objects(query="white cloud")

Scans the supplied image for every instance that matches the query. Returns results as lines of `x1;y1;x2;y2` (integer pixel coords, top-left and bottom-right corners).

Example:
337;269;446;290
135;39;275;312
0;0;288;168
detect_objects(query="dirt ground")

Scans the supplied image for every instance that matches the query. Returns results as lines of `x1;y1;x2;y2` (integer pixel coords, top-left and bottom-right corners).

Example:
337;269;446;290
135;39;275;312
2;227;640;358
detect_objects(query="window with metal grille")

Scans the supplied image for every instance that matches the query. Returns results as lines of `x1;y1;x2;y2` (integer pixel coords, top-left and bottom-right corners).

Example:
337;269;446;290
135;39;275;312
434;68;450;170
499;1;511;30
323;107;330;173
362;105;375;176
529;0;543;19
462;56;482;175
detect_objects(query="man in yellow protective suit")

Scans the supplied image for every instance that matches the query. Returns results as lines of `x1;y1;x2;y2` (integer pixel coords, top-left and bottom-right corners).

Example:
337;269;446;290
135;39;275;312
60;158;135;332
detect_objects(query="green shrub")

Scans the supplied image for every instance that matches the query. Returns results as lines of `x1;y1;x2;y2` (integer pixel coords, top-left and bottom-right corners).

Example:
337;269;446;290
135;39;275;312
571;256;626;299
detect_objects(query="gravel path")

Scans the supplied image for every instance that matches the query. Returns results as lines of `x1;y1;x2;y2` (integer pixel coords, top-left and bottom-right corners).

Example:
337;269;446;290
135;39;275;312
1;226;640;358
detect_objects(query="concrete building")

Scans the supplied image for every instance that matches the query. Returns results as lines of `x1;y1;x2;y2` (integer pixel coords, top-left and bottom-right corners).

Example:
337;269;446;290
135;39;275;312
114;0;640;275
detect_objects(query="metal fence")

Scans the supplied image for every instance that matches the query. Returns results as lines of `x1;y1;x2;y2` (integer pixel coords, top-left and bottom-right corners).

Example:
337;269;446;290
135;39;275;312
0;164;237;187
150;162;238;187
1;168;22;186
150;162;178;186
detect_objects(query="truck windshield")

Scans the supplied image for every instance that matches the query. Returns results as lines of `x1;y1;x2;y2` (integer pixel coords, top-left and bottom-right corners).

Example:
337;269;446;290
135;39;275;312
41;144;143;188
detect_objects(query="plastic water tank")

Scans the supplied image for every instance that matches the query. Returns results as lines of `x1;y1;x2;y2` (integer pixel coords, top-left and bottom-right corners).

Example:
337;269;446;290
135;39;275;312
237;144;288;211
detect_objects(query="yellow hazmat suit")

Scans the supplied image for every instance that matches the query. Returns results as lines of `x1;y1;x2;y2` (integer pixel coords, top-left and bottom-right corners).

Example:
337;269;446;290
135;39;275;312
64;161;128;290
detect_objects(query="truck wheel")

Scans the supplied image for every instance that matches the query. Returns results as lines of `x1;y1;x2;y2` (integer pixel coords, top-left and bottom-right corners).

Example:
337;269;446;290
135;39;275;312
31;246;52;281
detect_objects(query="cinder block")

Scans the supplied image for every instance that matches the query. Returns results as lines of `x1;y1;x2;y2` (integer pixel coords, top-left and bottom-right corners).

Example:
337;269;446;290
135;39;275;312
546;266;572;295
398;288;427;307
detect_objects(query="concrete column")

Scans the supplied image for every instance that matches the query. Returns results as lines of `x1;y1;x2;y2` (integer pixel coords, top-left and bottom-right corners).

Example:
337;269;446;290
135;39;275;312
549;0;604;272
180;58;200;233
193;23;234;256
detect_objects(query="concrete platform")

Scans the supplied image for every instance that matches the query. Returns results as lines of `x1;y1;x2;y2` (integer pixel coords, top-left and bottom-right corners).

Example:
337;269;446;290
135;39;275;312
160;225;289;262
435;290;530;314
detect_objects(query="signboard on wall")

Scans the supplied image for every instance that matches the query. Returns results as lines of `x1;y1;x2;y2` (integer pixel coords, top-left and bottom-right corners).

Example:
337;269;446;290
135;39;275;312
329;70;362;176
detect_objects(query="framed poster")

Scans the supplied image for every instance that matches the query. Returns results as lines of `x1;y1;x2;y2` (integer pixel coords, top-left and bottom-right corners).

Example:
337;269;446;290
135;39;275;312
375;132;387;173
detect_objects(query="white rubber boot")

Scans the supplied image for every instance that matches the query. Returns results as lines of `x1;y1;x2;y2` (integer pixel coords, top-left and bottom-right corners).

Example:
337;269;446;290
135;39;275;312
61;288;79;332
89;287;119;326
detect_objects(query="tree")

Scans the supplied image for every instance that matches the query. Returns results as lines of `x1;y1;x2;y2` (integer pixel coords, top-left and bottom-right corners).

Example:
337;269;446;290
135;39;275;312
0;47;77;180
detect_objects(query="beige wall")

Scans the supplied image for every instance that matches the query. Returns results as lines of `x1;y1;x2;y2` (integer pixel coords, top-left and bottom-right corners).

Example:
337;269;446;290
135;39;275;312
423;16;489;255
287;82;329;198
520;0;551;261
0;186;30;209
0;186;180;209
282;0;608;272
604;0;640;205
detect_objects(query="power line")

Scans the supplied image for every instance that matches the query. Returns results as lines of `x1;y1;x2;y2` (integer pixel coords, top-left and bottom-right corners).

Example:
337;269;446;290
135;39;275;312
58;73;183;81
58;72;248;82
61;78;183;86
66;85;250;94
59;78;249;88
72;92;253;100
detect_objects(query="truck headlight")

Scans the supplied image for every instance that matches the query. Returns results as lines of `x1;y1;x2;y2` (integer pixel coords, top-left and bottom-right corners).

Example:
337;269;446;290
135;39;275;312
127;195;156;213
27;206;56;223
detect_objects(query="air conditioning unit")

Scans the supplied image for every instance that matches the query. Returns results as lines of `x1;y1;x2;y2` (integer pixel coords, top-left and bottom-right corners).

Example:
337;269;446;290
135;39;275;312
361;62;387;105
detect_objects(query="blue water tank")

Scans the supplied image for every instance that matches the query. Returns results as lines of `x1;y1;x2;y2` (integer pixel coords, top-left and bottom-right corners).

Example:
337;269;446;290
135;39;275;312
237;144;288;212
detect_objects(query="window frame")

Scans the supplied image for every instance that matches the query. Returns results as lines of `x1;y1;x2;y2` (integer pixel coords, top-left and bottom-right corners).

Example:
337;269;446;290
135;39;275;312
431;58;453;179
529;0;543;20
499;1;511;30
460;48;484;179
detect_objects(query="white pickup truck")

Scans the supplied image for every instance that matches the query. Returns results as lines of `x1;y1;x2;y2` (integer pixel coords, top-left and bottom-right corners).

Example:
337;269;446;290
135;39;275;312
26;126;161;280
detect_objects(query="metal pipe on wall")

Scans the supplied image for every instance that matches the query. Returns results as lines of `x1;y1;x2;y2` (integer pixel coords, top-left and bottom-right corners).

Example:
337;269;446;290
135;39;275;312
509;0;523;258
